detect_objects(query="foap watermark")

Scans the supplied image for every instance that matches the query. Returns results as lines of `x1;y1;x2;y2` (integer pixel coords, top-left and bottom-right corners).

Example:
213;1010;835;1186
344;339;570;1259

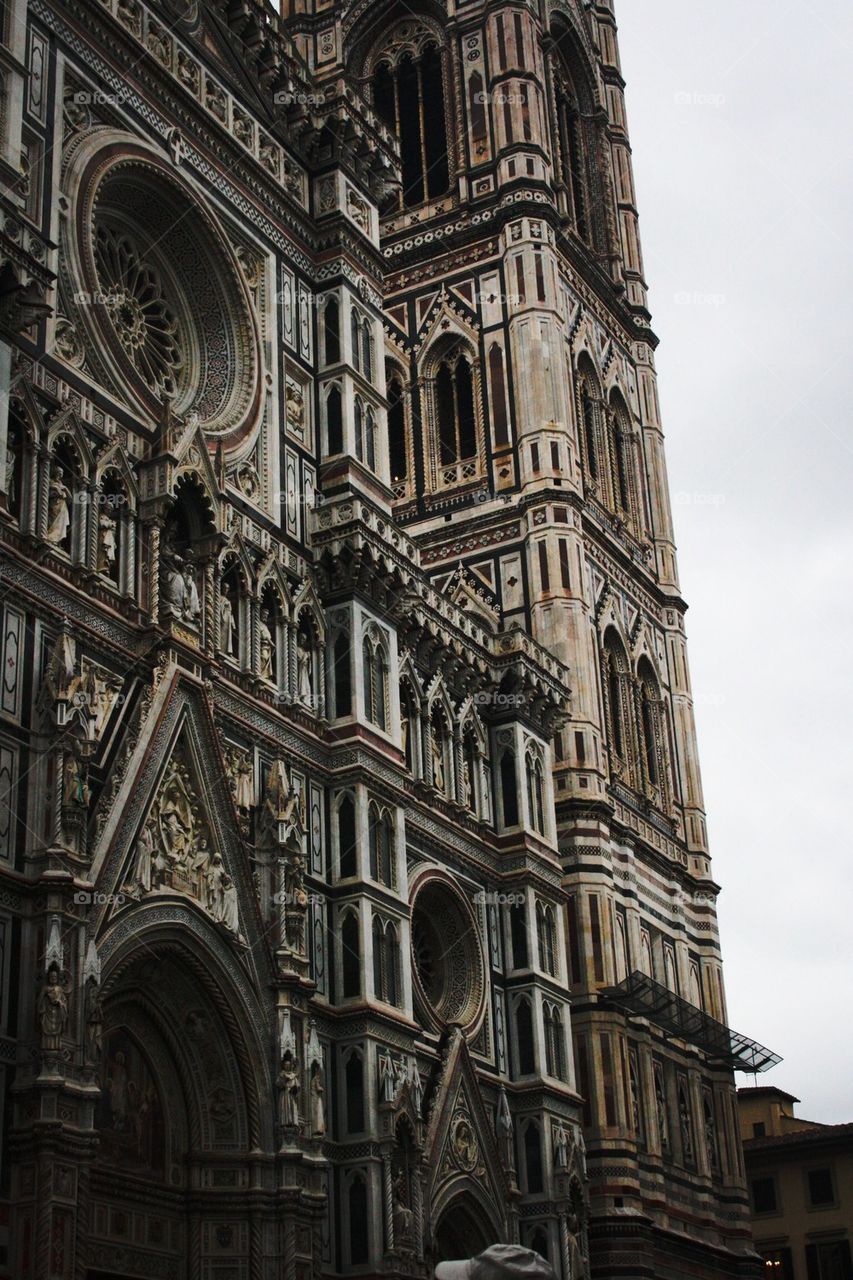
273;90;327;108
73;490;129;507
474;890;526;907
73;89;130;107
472;690;526;709
274;890;325;906
74;890;126;907
674;90;726;108
674;290;726;308
474;90;525;106
73;289;125;308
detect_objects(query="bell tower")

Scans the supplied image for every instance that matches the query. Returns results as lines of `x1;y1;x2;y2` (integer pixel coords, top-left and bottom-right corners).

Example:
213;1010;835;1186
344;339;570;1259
286;0;777;1276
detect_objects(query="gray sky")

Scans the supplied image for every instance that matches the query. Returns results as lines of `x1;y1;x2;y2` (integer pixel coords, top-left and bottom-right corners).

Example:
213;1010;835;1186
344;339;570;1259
616;1;853;1122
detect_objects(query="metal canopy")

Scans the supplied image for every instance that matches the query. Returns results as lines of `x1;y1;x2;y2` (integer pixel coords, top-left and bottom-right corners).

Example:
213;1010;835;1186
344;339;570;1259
601;971;782;1073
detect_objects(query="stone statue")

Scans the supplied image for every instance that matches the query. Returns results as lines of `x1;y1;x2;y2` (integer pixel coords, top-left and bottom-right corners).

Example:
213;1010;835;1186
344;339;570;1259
38;963;71;1049
265;758;302;849
392;1174;415;1250
46;465;71;545
219;871;239;933
392;1055;408;1101
63;754;89;807
409;1057;423;1116
259;609;275;681
219;588;236;657
277;1051;300;1128
431;727;445;792
98;510;117;574
296;635;312;705
162;553;186;618
182;559;201;625
85;982;103;1065
133;821;155;892
230;750;254;812
553;1120;569;1168
462;755;473;809
378;1051;396;1103
309;1060;326;1137
575;1125;587;1175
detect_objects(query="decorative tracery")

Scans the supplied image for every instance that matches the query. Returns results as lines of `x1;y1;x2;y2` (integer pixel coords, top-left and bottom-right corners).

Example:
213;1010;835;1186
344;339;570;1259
371;25;450;209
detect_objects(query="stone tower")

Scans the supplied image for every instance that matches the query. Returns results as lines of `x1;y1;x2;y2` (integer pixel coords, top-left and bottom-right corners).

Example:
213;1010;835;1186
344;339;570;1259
0;0;776;1277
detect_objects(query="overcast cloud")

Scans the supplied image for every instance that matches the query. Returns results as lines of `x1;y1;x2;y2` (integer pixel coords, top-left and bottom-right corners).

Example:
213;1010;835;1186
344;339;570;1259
615;1;853;1122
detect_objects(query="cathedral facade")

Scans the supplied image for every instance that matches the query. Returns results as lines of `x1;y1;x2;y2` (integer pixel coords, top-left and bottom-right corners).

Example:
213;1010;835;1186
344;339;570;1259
0;0;778;1278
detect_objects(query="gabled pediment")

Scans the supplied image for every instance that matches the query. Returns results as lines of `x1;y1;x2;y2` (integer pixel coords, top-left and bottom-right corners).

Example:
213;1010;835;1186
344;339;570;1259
424;1029;512;1227
89;668;268;974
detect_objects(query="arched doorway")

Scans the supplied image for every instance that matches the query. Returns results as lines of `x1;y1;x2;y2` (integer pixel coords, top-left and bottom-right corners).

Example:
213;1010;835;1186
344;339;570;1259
434;1196;496;1261
87;921;273;1278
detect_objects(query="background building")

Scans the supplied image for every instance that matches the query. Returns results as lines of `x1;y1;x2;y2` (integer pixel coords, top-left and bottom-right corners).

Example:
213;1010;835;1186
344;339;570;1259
739;1088;853;1280
0;0;776;1277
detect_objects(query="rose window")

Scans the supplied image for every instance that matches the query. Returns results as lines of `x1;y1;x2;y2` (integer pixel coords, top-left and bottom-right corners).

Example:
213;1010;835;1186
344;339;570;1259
62;137;262;446
95;224;184;398
410;877;485;1032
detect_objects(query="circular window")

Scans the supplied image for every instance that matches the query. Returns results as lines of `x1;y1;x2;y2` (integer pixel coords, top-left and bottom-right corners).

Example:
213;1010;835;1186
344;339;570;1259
64;137;262;446
411;877;485;1032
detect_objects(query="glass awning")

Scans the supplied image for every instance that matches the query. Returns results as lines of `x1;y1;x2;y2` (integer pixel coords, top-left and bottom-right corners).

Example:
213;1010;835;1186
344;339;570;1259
601;971;782;1073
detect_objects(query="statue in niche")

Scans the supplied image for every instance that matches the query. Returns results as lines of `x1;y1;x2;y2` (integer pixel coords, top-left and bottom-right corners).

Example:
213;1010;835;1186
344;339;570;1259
206;852;239;933
132;821;155;892
181;558;201;625
308;1059;326;1137
162;551;186;618
38;963;72;1050
461;754;473;810
85;981;103;1065
46;464;71;545
392;1174;415;1250
296;633;312;705
553;1120;569;1169
219;585;237;657
259;608;275;680
431;725;445;793
98;509;117;575
63;753;89;807
286;380;305;432
277;1050;300;1128
378;1052;396;1104
265;758;303;849
228;749;254;813
409;1057;423;1116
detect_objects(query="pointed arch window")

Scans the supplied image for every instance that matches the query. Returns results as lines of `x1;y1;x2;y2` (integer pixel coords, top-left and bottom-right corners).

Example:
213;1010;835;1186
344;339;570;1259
388;373;408;489
526;751;545;835
362;632;388;730
368;805;394;887
323;297;340;364
348;1175;369;1264
341;910;361;998
524;1121;544;1193
345;1049;365;1132
373;41;450;209
488;343;509;447
544;1003;566;1080
325;384;343;455
510;901;529;970
536;901;557;976
515;997;535;1076
372;916;401;1006
337;795;357;879
500;749;519;827
333;630;352;718
437;351;476;465
602;630;631;776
